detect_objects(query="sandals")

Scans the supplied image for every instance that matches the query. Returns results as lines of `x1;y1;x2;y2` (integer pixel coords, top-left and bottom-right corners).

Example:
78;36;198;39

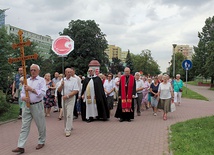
58;116;63;121
163;114;167;120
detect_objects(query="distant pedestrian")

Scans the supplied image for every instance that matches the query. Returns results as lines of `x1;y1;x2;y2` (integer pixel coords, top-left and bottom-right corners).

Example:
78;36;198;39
114;72;121;105
142;76;150;110
147;77;152;108
158;74;174;120
43;73;56;117
52;72;60;112
150;77;159;116
18;76;24;119
103;73;115;116
134;72;144;116
173;74;183;106
12;66;23;100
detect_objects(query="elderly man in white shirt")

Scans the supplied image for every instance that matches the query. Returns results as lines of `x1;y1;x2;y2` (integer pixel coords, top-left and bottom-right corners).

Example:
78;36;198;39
12;64;46;154
134;72;144;116
57;68;79;137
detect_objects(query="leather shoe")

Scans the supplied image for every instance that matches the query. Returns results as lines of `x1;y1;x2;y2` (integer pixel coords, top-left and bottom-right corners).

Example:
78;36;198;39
119;118;124;122
12;147;25;153
36;144;45;150
86;119;91;123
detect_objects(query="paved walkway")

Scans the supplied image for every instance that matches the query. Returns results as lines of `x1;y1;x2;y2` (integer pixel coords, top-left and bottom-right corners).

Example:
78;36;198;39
0;86;214;155
185;84;214;101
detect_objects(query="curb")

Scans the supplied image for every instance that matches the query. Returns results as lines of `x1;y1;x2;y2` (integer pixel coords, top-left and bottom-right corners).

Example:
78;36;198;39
0;119;17;126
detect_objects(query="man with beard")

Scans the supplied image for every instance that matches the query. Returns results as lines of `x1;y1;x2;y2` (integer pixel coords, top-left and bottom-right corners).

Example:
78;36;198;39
115;67;136;122
81;68;109;122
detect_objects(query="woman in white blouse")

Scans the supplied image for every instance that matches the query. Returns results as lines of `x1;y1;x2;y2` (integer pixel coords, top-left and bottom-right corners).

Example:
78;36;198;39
158;74;174;120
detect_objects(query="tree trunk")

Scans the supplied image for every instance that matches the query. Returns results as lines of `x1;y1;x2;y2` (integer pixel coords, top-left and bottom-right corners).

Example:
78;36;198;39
211;76;214;84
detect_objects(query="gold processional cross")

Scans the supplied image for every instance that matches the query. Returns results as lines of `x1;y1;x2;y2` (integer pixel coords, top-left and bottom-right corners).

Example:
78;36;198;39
8;30;38;107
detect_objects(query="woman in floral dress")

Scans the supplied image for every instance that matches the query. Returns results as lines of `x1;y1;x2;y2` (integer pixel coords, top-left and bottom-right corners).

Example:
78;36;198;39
44;73;56;117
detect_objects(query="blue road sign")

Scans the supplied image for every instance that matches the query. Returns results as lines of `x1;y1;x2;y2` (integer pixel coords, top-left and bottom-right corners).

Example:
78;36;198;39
182;60;192;70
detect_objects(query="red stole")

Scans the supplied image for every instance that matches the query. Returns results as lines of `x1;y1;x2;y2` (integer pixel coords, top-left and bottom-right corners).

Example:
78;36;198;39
120;75;134;111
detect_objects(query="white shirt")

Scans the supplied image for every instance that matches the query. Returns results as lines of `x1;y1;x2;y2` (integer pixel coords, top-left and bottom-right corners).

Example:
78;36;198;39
52;77;60;85
72;75;82;97
103;79;115;96
59;77;79;97
158;82;173;99
114;77;120;91
21;76;46;103
135;79;144;93
55;81;61;97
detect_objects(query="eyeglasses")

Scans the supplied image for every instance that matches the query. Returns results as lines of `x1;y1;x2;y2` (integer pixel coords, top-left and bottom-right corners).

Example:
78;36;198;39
88;70;93;72
30;69;36;72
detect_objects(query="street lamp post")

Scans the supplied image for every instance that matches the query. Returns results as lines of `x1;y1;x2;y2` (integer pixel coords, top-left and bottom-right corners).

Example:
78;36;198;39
168;61;171;76
172;44;177;78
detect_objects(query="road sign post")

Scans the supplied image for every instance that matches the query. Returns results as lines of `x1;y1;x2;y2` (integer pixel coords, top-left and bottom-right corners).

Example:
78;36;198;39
182;60;193;94
52;35;74;127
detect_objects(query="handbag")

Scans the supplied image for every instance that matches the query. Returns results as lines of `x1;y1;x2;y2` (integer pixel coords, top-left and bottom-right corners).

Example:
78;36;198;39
51;89;55;96
171;102;176;112
175;81;182;92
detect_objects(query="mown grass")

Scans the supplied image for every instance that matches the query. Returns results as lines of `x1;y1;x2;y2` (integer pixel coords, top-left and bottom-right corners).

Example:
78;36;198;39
182;86;208;101
170;116;214;155
187;81;198;86
0;104;20;122
187;81;210;86
209;87;214;91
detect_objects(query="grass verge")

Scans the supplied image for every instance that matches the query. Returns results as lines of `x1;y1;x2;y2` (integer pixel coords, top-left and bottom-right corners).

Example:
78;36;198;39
187;81;198;86
170;116;214;155
209;87;214;91
182;86;208;101
0;104;19;123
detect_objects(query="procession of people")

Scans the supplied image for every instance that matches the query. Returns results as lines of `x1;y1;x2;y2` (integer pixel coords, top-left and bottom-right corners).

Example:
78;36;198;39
12;63;183;154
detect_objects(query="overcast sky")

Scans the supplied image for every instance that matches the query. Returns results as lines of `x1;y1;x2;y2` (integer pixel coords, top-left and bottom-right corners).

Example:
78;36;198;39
1;0;214;72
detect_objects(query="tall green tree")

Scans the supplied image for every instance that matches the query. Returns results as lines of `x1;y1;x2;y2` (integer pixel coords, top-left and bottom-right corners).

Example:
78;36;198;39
0;27;13;92
125;50;134;73
132;49;161;76
50;20;108;75
169;52;186;79
9;34;50;77
192;16;214;83
109;58;124;74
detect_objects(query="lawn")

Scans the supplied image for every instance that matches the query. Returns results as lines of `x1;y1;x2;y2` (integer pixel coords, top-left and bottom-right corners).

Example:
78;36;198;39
187;81;198;86
170;116;214;155
0;103;20;123
182;86;208;101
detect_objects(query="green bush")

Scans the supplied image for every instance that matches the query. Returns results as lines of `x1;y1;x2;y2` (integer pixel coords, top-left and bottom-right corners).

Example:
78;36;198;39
0;90;11;115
